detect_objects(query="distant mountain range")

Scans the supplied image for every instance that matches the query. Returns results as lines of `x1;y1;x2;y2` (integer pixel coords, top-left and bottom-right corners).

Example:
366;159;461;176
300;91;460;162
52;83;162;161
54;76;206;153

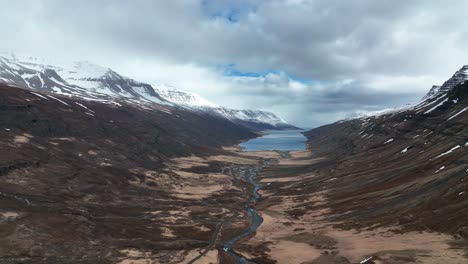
0;54;298;130
153;84;298;130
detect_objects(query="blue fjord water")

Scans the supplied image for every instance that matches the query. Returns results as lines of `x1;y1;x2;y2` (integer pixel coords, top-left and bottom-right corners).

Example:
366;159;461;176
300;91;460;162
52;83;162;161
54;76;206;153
240;129;307;151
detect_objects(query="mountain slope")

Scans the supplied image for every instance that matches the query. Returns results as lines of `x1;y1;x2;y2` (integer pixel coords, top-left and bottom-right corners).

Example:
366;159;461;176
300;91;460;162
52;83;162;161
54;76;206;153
0;83;259;263
0;54;297;131
303;66;468;237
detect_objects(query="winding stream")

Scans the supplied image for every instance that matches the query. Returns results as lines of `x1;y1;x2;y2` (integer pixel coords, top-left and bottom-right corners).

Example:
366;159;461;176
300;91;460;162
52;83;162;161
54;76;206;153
222;161;271;263
186;131;304;263
186;149;292;263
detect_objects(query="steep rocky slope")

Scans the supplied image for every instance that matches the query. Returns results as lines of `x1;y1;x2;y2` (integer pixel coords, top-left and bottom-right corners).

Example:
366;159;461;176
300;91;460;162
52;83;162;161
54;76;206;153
425;65;468;99
304;68;468;236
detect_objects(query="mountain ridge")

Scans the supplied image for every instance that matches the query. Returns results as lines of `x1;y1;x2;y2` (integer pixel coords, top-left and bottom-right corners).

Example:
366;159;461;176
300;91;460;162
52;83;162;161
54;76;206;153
0;54;297;130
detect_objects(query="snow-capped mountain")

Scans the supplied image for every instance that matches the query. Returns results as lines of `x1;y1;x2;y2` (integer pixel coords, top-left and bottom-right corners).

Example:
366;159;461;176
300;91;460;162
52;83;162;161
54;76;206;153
0;55;168;105
212;108;297;130
0;54;297;130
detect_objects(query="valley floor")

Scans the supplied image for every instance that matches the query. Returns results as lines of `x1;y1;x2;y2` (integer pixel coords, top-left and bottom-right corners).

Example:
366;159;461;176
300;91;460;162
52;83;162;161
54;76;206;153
115;147;468;264
114;147;283;264
2;140;467;264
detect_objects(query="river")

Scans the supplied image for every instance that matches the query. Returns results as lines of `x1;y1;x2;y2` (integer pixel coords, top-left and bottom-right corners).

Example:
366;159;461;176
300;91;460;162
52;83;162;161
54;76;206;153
222;130;304;263
190;130;306;263
222;160;272;263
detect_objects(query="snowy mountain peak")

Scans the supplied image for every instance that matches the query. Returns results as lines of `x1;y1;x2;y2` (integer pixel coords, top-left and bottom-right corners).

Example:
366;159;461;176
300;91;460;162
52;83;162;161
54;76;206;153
153;84;219;108
0;55;169;105
66;61;113;79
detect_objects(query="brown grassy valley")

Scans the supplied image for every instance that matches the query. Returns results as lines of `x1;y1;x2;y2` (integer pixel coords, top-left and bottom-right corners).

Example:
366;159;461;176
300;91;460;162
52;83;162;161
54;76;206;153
0;76;468;264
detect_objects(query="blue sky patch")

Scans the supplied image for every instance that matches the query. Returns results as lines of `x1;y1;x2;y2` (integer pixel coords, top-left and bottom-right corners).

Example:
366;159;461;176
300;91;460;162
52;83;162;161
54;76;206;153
220;64;312;84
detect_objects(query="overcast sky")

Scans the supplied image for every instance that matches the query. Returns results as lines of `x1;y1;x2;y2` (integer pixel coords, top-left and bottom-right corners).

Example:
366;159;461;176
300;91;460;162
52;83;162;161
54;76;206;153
1;0;468;127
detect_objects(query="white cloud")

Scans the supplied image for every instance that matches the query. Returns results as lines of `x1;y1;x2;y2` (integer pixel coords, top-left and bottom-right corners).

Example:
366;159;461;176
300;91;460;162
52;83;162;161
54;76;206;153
0;0;467;127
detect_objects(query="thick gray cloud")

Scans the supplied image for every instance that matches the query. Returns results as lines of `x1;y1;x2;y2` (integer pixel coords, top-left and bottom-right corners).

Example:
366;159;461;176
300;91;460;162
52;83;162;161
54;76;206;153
1;0;467;127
